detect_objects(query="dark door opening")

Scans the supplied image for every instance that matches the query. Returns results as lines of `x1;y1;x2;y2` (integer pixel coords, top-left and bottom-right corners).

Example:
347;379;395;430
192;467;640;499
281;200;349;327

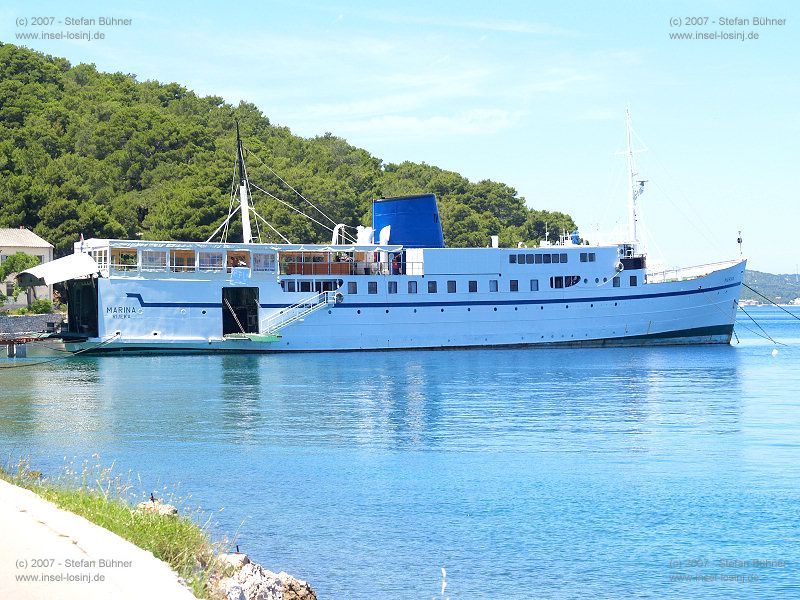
65;279;99;337
222;287;259;335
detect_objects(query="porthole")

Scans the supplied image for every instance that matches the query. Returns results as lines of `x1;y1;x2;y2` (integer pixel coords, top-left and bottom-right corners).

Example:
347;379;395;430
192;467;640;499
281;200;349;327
583;278;588;283
357;309;361;314
493;307;497;311
614;302;618;306
590;304;594;308
441;308;444;312
540;306;544;310
467;307;471;312
603;278;608;283
595;278;599;283
514;307;518;311
566;305;569;309
385;309;389;314
201;310;207;315
328;310;332;314
413;309;417;313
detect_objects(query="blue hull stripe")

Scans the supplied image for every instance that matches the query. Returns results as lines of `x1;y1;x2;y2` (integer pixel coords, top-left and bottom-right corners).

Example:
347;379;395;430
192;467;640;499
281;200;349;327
125;281;740;310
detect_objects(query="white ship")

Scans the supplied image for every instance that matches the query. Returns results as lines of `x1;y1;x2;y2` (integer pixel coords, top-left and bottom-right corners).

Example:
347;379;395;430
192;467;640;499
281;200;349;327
20;114;745;353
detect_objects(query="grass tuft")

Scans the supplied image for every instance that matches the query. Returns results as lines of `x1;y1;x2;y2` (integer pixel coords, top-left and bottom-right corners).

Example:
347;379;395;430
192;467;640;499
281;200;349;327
0;458;227;599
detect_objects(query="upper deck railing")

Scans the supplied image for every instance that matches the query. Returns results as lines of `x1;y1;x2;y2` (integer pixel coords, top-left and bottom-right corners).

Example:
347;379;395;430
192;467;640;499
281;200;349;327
646;259;742;284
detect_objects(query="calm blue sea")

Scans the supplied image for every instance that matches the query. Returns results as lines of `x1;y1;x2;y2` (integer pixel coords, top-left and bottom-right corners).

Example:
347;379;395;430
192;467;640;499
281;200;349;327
2;306;799;599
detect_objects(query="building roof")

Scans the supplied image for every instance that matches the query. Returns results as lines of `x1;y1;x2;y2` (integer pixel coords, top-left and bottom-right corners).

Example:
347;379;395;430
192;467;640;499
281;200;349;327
0;228;54;249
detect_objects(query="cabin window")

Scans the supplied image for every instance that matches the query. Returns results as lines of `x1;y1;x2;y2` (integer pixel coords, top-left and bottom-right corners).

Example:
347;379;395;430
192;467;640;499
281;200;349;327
170;249;196;272
142;250;168;271
348;281;358;294
489;279;498;292
428;281;438;293
300;280;312;293
198;251;223;271
526;254;535;264
613;276;620;288
560;253;568;263
630;275;638;287
408;281;418;294
517;253;525;264
530;279;539;291
226;251;250;271
588;252;596;262
509;255;517;264
543;254;552;264
468;280;478;293
111;248;138;271
368;281;378;294
580;252;588;263
447;280;457;293
510;279;519;292
253;253;276;272
388;281;398;294
564;275;581;288
534;254;543;264
287;280;296;292
550;276;564;289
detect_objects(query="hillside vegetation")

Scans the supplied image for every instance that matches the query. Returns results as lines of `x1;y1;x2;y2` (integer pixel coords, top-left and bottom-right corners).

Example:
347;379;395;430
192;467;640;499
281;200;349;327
0;42;577;256
743;270;800;304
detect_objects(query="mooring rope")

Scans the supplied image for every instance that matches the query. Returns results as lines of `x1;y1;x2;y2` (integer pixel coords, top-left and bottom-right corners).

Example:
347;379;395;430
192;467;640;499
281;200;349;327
0;333;121;369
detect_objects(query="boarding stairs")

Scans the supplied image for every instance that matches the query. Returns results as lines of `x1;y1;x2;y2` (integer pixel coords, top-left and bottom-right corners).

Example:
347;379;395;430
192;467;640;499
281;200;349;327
260;291;338;335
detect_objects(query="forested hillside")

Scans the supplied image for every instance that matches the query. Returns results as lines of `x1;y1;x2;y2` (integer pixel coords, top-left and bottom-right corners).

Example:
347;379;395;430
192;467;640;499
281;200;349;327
743;270;800;304
0;43;577;256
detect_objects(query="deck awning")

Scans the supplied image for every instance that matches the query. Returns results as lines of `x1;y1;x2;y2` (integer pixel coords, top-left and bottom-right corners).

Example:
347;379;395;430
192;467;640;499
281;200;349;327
17;253;99;286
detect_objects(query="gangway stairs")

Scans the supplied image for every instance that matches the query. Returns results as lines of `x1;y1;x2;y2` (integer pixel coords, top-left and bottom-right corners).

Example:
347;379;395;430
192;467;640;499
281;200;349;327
260;290;338;336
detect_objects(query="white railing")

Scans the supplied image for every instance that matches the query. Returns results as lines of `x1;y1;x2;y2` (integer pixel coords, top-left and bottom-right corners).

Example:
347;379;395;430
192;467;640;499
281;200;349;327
646;259;741;284
260;291;337;334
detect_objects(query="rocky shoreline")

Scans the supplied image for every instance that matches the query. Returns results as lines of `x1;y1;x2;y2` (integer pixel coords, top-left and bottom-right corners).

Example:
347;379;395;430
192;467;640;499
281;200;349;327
136;499;316;600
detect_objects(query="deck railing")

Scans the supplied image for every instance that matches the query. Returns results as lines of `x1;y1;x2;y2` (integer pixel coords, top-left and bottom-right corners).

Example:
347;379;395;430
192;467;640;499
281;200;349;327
646;259;741;284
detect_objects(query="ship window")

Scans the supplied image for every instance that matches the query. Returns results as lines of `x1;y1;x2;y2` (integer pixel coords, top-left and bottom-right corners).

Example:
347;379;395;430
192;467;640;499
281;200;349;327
564;275;580;288
447;280;457;293
543;254;551;264
253;253;276;272
526;254;535;264
347;281;357;294
287;280;296;292
198;251;223;271
530;279;539;291
510;279;519;292
170;249;196;272
589;252;596;262
550;276;564;289
111;247;138;271
428;281;438;293
613;277;620;288
388;281;397;294
142;250;168;271
509;255;517;264
580;252;588;263
630;275;638;287
535;254;543;264
300;280;312;293
226;250;250;270
468;280;478;293
408;281;418;294
368;281;378;294
517;253;525;264
489;279;498;292
561;253;568;263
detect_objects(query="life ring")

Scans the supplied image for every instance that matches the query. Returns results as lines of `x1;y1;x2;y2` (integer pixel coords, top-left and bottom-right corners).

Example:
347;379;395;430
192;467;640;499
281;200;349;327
615;262;624;272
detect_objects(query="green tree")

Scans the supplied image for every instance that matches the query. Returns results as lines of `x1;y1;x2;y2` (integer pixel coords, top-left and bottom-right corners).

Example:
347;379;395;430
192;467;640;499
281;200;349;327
0;252;41;307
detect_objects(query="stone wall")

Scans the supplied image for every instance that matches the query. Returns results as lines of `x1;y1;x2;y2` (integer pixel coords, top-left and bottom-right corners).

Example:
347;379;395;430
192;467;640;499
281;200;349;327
0;314;63;339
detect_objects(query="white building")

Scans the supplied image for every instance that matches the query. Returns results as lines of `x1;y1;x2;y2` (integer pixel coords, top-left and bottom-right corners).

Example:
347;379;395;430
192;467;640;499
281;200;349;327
0;228;54;308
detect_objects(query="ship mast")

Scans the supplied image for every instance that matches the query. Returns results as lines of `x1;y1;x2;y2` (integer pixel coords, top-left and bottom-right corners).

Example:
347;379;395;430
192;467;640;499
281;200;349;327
236;122;253;244
625;108;639;248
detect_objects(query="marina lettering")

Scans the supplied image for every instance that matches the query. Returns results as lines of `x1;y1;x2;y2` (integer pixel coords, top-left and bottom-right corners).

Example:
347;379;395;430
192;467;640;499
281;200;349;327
106;306;138;319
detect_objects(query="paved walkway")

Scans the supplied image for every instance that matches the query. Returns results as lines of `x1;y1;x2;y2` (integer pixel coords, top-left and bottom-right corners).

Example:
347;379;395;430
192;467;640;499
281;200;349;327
0;479;197;600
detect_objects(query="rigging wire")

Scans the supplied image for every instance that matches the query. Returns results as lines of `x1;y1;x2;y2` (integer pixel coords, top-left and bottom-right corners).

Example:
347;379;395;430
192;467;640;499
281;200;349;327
246;149;340;227
737;305;786;346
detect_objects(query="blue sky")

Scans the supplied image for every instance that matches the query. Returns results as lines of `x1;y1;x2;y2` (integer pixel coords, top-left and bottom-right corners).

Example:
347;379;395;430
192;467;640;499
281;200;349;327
3;1;798;272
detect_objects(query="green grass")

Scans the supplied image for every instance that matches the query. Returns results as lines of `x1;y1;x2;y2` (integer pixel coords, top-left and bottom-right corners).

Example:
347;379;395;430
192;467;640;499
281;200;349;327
0;459;225;599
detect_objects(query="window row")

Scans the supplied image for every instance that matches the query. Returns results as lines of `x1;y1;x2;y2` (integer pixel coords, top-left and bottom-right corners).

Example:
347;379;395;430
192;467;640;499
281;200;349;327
344;279;541;294
549;275;581;289
579;252;597;263
509;252;568;265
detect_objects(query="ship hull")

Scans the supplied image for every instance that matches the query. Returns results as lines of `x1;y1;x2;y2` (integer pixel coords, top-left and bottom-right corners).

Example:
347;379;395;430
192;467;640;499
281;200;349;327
65;260;744;354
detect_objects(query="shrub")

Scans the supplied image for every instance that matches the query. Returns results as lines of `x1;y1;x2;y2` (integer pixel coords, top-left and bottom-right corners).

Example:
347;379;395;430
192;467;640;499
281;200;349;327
30;298;53;314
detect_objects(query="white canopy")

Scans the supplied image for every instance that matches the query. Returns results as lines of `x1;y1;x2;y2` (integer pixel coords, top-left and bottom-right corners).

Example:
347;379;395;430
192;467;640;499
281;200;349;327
17;252;99;286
